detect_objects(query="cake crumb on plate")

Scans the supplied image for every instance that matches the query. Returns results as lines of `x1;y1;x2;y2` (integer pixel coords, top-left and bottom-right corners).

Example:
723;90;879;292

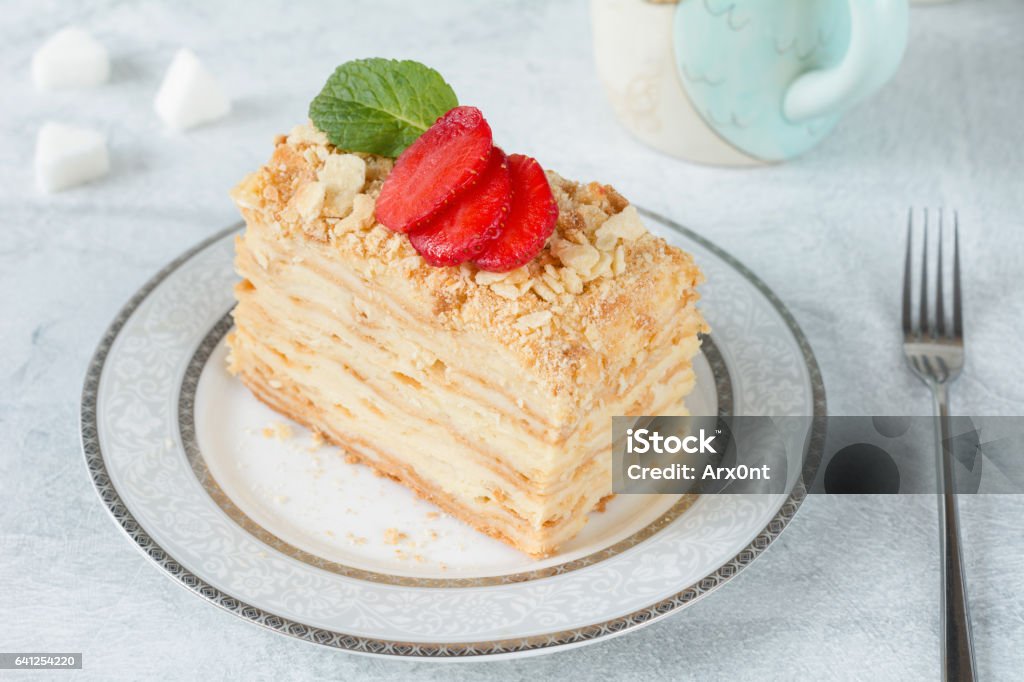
383;528;408;545
262;422;293;440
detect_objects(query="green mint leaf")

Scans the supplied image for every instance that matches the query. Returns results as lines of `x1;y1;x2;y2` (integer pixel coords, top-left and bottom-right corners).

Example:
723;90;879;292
309;58;458;157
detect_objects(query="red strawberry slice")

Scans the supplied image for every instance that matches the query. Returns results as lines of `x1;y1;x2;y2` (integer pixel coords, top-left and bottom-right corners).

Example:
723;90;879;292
474;154;558;272
409;147;512;267
376;106;493;234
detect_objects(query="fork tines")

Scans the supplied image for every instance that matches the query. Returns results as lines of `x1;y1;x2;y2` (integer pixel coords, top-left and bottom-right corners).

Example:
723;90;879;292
903;208;963;342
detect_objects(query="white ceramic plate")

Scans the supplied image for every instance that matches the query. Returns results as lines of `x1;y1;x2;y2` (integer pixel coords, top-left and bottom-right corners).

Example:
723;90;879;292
81;209;825;659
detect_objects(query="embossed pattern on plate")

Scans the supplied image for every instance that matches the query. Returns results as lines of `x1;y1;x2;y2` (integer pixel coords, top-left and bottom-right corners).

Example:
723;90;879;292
81;210;826;658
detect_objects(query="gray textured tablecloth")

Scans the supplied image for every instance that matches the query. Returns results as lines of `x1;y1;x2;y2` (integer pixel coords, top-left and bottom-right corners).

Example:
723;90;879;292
3;1;1022;679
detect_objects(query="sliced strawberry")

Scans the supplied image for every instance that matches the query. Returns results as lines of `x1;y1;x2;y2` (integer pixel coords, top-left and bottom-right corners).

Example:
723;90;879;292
474;154;558;272
408;148;511;267
376;106;493;234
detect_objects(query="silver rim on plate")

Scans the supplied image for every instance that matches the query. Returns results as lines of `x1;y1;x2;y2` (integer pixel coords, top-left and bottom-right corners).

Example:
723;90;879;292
80;210;827;658
178;311;731;588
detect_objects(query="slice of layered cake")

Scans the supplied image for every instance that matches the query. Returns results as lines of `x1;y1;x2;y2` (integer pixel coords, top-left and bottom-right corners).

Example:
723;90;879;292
226;60;706;556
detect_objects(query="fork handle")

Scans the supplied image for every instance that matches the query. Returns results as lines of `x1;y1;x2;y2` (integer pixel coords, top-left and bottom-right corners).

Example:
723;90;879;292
933;384;978;682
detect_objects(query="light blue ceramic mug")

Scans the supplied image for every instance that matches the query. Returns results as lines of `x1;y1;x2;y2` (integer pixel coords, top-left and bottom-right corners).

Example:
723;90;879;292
591;0;909;165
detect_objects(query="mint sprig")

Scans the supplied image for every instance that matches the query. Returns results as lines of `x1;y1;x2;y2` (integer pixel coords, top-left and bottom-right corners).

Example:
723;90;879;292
309;58;458;157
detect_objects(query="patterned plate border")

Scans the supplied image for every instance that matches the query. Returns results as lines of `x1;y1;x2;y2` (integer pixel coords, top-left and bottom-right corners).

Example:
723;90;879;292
80;211;826;659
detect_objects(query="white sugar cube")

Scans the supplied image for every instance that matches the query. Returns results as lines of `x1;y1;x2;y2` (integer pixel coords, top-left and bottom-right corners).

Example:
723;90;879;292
35;122;110;193
32;27;109;91
154;48;231;131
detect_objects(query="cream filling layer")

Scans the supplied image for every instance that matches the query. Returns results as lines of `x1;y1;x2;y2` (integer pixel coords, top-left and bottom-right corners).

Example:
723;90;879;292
229;216;704;550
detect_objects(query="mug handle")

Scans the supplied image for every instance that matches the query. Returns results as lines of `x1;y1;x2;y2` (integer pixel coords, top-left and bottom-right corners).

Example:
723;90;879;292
783;0;909;122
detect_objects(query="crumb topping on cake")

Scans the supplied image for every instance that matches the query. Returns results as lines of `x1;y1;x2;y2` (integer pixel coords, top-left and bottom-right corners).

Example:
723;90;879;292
231;123;705;406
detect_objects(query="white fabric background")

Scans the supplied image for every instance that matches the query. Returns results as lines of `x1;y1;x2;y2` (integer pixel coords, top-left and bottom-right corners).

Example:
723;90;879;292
2;0;1022;679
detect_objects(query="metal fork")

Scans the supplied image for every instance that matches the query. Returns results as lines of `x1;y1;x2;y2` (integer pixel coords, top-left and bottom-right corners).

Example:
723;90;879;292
902;208;976;682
